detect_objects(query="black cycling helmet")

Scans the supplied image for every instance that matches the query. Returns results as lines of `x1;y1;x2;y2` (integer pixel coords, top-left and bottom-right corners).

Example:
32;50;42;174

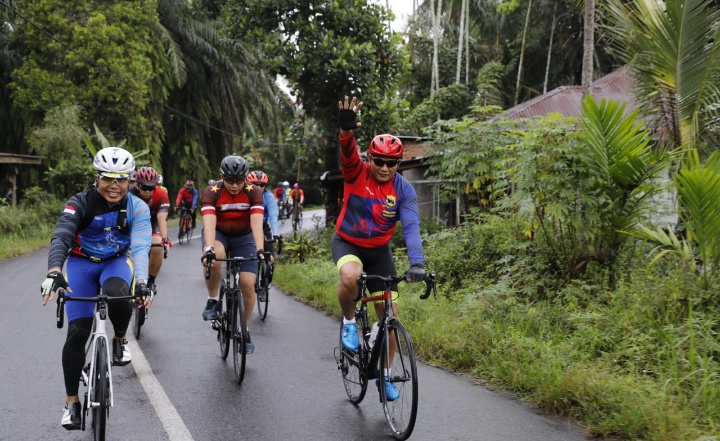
220;155;249;179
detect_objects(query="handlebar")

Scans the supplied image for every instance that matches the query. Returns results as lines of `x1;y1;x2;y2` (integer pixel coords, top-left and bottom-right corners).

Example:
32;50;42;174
55;288;140;329
202;255;265;280
354;270;437;302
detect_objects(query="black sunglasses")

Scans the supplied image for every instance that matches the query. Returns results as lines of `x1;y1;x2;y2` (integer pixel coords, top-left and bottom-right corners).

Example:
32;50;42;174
223;176;245;185
370;157;399;168
139;184;156;191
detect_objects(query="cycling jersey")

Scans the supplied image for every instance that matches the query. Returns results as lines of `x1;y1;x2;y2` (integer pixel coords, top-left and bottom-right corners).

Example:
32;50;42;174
262;189;280;236
290;188;304;201
200;181;264;236
130;186;170;227
273;186;285;202
336;131;424;266
47;188;152;282
175;187;198;209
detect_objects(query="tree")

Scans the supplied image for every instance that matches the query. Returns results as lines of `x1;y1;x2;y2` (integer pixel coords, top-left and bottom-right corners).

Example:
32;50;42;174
225;0;406;222
9;0;164;152
604;0;720;152
581;0;595;96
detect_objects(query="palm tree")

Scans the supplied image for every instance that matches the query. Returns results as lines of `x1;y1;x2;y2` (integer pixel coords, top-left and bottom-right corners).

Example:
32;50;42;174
155;0;287;187
605;0;720;151
581;0;595;96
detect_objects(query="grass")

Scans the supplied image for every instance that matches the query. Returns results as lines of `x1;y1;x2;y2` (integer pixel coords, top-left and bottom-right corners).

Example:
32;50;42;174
273;258;720;441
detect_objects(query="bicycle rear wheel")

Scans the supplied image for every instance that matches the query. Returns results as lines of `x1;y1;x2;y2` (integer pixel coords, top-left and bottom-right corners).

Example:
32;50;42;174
217;281;230;360
91;337;109;441
231;289;247;384
256;263;270;321
379;319;418;441
338;322;368;404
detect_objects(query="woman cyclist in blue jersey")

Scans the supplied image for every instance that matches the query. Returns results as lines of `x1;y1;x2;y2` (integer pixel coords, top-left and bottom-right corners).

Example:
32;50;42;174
40;147;152;430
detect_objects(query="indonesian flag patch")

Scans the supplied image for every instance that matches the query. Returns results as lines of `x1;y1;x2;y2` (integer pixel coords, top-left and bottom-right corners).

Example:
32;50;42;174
63;205;76;215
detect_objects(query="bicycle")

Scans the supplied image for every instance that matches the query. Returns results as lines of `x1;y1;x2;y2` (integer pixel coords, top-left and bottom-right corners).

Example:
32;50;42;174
55;287;141;441
334;270;436;441
204;254;259;384
177;207;194;244
255;250;273;321
291;203;303;232
132;243;164;338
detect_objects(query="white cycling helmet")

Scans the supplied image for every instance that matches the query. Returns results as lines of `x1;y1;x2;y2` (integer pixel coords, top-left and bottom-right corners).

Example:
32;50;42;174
93;147;135;177
282;181;290;186
158;175;164;185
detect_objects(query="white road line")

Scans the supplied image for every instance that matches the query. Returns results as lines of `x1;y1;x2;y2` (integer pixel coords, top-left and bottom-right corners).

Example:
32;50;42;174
127;335;195;441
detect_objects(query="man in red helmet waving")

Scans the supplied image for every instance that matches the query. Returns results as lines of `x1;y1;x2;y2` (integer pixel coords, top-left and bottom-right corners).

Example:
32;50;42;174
333;96;426;401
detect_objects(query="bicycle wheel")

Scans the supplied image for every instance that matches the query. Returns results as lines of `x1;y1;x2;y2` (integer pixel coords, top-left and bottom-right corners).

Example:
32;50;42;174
178;213;187;244
379;319;418;441
231;289;247;384
91;337;109;441
217;280;230;360
298;211;303;229
338;321;368;404
132;301;146;339
256;263;270;321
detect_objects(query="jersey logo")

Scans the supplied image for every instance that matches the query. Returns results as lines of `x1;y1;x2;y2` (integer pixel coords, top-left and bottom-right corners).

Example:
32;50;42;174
385;195;396;208
211;184;220;192
245;184;254;192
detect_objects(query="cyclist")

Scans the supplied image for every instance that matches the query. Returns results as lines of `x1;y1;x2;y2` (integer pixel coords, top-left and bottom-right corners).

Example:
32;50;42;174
175;180;199;235
246;171;281;254
131;166;171;293
208;179;218;187
289;182;304;212
158;174;167;192
273;181;284;203
129;170;138;189
333;96;426;401
281;180;292;216
40;147;152;430
200;155;267;353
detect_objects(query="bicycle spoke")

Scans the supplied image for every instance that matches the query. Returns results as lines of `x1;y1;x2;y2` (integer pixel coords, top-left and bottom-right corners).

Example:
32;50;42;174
380;320;418;441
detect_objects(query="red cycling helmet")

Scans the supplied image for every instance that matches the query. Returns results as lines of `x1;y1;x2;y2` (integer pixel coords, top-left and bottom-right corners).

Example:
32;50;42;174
135;166;160;186
185;180;194;189
247;171;269;185
368;134;403;159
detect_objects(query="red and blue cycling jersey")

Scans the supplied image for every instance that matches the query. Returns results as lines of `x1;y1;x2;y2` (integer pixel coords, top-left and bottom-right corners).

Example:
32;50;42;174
336;131;424;266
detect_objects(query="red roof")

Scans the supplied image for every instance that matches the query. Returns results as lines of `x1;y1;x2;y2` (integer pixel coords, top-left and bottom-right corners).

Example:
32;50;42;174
502;68;636;119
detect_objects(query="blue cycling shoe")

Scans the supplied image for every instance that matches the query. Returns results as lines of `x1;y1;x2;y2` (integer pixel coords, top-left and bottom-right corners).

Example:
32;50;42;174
341;323;359;351
377;376;400;401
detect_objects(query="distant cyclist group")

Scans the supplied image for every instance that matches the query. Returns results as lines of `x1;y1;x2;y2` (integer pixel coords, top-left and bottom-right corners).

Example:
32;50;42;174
38;95;429;439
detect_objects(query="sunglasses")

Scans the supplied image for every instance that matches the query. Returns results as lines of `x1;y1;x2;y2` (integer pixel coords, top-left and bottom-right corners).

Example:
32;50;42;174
370;157;399;168
99;176;129;185
223;177;245;185
256;183;266;188
139;184;156;191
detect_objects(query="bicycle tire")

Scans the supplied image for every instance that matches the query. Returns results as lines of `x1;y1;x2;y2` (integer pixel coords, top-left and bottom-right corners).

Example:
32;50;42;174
178;212;187;244
218;281;230;360
132;301;146;339
92;337;109;441
379;319;418;441
256;263;270;321
339;321;368;404
231;289;247;384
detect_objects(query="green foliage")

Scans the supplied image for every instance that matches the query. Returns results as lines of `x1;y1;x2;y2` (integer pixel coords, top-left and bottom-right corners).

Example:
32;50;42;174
227;0;406;170
10;0;163;151
280;231;329;263
28;105;92;198
402;83;473;135
473;61;508;108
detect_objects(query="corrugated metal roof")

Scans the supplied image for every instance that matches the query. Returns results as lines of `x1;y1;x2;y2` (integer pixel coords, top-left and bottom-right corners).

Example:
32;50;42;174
502;67;636;119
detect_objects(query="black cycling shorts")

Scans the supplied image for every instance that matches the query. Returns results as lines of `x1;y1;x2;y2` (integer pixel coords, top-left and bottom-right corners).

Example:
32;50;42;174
331;233;397;295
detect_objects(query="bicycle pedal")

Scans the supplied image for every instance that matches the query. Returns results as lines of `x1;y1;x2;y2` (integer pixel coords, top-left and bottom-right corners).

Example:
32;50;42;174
211;320;220;331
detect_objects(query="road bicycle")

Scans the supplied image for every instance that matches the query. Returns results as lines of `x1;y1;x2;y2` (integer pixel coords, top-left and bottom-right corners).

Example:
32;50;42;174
56;287;140;441
255;250;273;321
205;254;260;384
334;270;436;441
177;207;194;244
291;203;303;232
132;243;164;338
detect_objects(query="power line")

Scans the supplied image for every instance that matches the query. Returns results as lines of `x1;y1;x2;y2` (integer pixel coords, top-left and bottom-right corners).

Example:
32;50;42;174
0;0;259;141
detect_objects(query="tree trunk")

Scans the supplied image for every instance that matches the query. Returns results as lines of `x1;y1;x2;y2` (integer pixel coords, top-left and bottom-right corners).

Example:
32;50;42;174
581;0;595;96
514;0;533;106
543;1;558;94
465;0;470;86
455;0;466;84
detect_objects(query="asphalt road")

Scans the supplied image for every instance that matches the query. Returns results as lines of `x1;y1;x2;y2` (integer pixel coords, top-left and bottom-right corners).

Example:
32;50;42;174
0;210;591;441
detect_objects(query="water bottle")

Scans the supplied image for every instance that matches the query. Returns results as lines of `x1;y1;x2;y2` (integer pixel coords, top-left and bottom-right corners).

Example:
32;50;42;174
369;322;380;349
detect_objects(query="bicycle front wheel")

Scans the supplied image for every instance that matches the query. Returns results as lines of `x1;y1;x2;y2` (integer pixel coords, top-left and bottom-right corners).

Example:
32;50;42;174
256;264;269;321
132;301;146;339
379;319;418;441
92;337;109;441
338;322;367;404
232;289;247;384
218;281;230;360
